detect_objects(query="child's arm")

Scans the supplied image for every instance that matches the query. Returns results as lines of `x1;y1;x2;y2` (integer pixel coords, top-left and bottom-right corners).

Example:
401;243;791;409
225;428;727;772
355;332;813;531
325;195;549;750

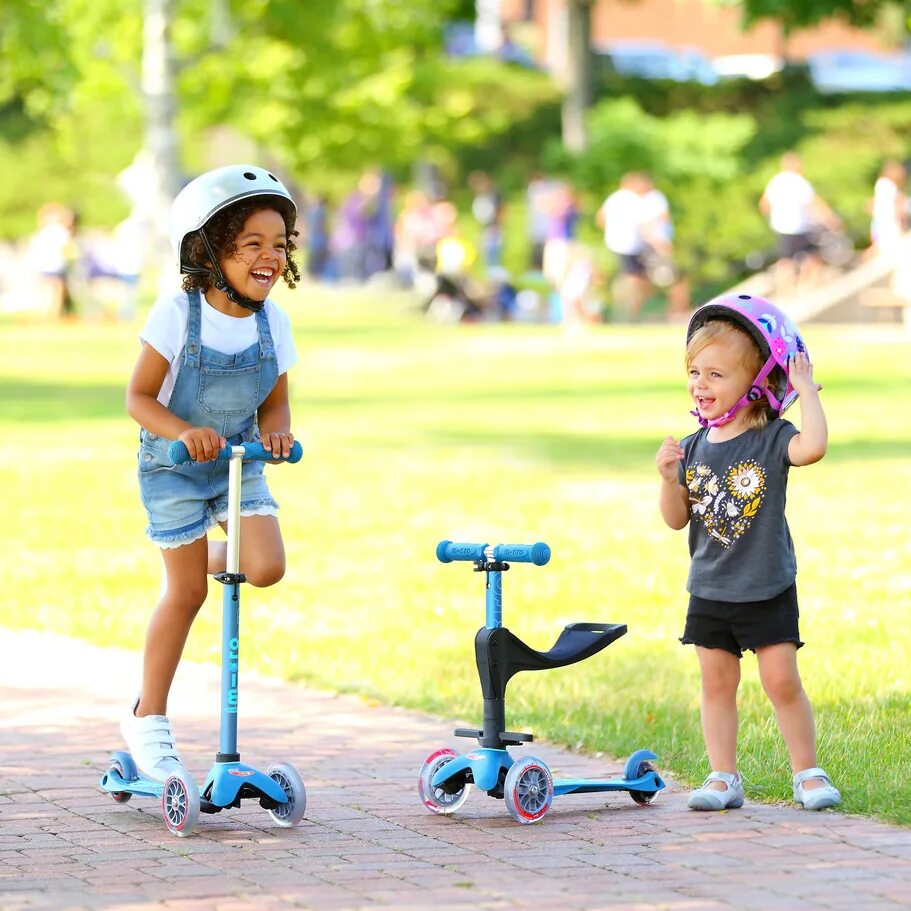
787;352;828;467
656;435;690;530
126;343;226;460
257;372;294;459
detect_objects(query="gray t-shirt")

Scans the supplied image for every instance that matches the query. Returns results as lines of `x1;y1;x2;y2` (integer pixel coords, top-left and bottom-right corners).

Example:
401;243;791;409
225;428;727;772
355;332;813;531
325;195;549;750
678;420;800;602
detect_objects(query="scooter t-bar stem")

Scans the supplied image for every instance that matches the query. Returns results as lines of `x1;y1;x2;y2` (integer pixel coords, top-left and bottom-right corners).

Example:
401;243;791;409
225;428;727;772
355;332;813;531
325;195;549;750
168;439;303;465
436;540;551;566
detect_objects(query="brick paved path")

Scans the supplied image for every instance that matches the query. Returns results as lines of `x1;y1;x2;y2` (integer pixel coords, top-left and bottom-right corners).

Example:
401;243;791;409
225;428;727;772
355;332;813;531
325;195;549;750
1;628;909;911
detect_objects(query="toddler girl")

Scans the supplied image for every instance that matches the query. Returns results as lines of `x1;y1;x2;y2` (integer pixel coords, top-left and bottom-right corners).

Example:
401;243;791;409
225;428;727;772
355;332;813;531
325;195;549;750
656;293;840;812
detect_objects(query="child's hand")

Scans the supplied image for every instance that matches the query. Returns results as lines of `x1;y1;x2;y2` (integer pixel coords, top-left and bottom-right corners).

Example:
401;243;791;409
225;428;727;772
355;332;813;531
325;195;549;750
656;435;684;482
789;351;823;396
261;430;294;460
178;427;226;462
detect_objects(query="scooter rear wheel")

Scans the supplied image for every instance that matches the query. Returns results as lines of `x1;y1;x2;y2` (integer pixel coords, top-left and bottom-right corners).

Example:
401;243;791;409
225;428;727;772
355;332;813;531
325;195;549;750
418;748;471;815
265;762;307;827
629;761;659;805
162;770;200;837
107;752;137;803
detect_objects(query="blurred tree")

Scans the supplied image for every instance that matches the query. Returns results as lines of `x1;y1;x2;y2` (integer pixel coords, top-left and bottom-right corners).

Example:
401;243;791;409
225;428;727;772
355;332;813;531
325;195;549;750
731;0;901;32
562;0;594;153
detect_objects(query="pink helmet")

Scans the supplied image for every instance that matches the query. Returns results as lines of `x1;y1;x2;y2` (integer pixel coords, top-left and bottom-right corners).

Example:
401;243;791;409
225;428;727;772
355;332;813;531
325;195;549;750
686;292;807;428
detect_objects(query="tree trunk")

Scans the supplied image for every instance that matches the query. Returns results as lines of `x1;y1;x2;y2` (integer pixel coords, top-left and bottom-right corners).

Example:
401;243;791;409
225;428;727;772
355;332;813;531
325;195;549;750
142;0;181;245
562;0;593;152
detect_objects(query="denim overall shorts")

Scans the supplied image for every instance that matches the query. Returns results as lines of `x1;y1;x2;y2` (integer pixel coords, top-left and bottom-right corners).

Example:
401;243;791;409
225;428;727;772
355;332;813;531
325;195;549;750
137;290;281;548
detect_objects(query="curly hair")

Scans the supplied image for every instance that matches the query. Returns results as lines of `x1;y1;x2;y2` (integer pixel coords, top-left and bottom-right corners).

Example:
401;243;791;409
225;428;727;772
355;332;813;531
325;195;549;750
180;197;301;294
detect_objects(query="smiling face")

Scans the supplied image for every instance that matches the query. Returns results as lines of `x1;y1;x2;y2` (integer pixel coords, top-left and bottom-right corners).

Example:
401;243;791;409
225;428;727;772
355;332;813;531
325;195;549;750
687;325;761;427
217;207;288;305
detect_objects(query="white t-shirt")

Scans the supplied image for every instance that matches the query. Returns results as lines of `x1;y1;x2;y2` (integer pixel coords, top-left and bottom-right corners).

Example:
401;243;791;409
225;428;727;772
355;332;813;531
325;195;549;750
871;176;902;247
140;289;298;406
763;171;816;235
640;188;673;242
600;188;645;255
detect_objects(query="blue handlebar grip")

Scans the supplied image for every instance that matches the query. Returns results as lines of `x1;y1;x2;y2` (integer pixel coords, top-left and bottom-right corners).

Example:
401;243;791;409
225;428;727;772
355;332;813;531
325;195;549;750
492;542;551;565
436;541;490;563
168;439;303;465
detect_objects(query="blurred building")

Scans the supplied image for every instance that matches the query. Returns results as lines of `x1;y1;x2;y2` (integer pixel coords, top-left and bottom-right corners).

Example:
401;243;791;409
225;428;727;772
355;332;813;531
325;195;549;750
502;0;891;75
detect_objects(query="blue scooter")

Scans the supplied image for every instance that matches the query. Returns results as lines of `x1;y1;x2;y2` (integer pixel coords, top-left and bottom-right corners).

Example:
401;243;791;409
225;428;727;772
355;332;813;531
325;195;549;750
419;541;665;824
100;440;307;837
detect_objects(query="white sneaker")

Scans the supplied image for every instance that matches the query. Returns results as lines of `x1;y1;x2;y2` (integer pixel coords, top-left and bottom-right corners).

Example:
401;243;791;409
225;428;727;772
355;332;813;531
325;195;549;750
793;767;841;811
687;770;745;811
120;703;185;783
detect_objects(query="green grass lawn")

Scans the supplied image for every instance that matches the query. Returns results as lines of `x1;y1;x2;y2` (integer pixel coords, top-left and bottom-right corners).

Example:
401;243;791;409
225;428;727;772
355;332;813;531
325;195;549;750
2;289;910;824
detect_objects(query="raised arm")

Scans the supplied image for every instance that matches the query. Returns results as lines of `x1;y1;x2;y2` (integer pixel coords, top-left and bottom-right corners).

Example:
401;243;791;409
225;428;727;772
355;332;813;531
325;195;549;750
787;351;828;467
656;435;691;530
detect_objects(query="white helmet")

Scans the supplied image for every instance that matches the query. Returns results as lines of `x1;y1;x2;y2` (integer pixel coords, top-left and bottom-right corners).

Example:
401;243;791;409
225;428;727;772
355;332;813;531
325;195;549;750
169;164;296;271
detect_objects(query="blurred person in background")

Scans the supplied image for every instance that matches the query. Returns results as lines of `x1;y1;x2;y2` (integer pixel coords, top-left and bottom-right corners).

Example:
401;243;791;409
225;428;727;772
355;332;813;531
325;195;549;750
526;171;555;271
469;171;505;269
759;152;841;292
597;172;652;319
304;194;332;281
27;203;77;318
638;173;690;320
866;159;908;260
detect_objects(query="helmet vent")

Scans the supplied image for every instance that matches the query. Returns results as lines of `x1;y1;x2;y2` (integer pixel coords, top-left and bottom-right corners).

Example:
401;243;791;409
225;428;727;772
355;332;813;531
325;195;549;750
243;171;257;180
738;294;751;300
268;173;279;181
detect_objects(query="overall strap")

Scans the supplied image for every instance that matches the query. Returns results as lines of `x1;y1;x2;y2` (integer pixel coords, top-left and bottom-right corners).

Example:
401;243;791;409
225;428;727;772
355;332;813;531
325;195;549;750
183;289;203;368
255;305;276;360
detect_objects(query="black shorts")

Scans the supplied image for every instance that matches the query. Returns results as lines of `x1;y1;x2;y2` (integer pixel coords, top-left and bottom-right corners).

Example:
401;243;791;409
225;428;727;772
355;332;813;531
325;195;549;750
618;252;648;276
680;583;803;658
777;232;818;260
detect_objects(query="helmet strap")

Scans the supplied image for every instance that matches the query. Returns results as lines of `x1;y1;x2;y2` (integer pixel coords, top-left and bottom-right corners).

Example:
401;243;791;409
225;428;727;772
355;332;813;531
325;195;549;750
198;229;266;313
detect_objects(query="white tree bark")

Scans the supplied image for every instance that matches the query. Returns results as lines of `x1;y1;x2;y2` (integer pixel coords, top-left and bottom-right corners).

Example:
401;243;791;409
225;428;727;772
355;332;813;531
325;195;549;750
142;0;181;245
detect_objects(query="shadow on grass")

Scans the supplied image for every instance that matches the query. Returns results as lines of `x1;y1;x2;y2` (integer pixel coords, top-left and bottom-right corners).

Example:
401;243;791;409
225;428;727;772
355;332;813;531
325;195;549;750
1;378;124;423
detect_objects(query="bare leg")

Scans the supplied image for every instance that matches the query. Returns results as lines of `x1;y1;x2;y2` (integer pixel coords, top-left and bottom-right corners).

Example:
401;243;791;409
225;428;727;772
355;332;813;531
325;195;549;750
696;646;741;790
137;537;209;717
212;514;285;587
756;643;825;790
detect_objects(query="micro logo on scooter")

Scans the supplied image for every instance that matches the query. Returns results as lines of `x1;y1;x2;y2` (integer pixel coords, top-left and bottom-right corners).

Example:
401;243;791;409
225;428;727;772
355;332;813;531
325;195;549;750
227;636;239;713
228;769;255;777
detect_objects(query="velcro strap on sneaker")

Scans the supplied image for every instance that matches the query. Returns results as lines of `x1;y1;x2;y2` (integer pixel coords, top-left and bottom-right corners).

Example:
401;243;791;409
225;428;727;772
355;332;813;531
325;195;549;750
704;771;739;788
794;767;829;785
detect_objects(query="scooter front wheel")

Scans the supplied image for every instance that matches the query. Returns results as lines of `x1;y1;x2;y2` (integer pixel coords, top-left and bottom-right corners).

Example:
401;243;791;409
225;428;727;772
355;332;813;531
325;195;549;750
418;748;471;815
503;756;553;824
162;770;200;837
265;762;307;827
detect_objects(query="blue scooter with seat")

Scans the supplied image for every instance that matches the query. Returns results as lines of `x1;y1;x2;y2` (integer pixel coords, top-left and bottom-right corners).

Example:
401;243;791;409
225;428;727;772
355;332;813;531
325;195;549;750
419;540;665;824
100;440;307;836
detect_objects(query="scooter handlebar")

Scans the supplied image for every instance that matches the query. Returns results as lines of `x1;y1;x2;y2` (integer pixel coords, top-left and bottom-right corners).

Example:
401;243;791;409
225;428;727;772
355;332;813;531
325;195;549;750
168;439;303;465
436;540;551;565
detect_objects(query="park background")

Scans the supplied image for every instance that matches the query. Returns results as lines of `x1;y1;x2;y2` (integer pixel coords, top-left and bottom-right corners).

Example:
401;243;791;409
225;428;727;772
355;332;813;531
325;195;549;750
1;0;910;825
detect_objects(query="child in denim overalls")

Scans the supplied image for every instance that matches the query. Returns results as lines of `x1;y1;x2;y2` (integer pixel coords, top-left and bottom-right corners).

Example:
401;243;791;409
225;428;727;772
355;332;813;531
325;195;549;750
122;165;300;781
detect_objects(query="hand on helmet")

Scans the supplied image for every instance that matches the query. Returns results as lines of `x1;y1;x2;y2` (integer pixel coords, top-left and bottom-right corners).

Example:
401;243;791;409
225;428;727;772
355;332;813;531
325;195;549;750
789;351;823;395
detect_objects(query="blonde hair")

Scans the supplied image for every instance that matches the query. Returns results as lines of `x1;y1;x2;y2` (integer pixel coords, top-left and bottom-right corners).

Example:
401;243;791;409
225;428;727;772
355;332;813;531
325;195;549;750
686;319;772;430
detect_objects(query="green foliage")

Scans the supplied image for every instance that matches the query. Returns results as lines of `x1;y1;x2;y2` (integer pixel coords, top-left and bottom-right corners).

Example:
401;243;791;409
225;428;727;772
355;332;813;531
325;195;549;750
732;0;889;32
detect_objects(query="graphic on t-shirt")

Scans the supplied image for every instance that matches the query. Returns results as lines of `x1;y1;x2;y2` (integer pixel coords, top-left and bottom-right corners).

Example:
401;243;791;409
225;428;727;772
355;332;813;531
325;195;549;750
686;460;766;548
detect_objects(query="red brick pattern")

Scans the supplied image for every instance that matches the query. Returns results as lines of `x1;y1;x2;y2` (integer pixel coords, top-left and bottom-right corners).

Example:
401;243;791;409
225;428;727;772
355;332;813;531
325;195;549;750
1;629;909;911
